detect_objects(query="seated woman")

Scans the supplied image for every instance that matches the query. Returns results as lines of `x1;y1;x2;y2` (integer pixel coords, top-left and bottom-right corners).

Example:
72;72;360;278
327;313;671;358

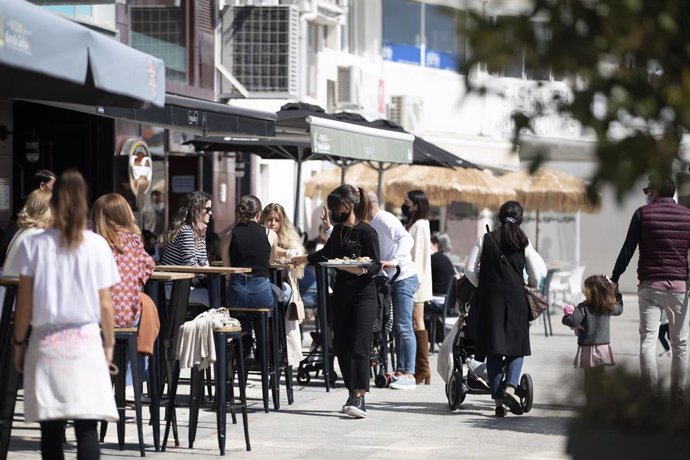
91;193;155;328
161;191;212;306
3;189;52;276
227;195;279;358
260;203;306;367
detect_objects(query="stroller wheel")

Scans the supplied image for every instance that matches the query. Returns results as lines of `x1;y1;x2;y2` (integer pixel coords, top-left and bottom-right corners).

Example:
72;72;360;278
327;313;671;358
374;373;389;388
447;371;465;411
297;370;311;385
518;374;534;413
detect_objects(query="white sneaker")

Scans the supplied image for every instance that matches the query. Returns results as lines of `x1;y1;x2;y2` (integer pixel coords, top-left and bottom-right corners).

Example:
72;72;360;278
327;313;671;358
390;377;417;390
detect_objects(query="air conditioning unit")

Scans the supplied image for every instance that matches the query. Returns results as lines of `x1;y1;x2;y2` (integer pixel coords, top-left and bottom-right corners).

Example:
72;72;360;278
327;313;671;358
387;95;423;134
336;66;362;108
220;5;299;98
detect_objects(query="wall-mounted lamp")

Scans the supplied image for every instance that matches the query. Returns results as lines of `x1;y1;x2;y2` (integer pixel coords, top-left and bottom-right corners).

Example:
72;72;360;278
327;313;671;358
0;125;13;141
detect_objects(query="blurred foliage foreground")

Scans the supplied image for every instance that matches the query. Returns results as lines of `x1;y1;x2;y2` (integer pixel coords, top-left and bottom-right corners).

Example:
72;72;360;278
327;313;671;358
566;366;690;459
463;0;690;201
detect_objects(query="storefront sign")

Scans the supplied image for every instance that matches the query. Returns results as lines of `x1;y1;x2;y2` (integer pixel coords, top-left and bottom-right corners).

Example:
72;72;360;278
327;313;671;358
122;138;153;195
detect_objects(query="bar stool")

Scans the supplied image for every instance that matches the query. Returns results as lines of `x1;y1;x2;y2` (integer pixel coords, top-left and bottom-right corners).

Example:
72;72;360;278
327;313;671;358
162;326;250;455
227;306;279;412
99;328;151;456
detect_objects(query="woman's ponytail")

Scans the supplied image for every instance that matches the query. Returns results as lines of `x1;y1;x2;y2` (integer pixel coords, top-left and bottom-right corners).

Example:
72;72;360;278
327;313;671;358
498;201;529;251
354;187;370;222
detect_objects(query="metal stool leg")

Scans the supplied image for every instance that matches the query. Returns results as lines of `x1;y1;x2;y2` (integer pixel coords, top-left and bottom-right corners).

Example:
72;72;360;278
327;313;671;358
127;335;146;457
214;332;227;455
258;314;270;413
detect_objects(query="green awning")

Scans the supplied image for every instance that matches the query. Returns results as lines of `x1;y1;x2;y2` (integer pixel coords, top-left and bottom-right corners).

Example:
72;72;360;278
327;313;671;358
307;116;413;164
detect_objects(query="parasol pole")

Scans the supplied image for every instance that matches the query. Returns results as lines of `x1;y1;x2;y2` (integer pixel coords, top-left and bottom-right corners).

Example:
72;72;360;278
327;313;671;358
535;209;540;252
293;147;304;229
575;211;581;266
377;162;384;202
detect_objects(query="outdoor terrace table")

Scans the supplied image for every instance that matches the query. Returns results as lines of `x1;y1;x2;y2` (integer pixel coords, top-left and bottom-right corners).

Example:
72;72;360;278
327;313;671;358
0;276;19;460
154;265;251;310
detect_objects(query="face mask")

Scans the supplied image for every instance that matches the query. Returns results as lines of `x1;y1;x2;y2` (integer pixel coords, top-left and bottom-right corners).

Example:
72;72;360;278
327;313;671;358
331;210;350;224
401;203;413;218
645;193;654;205
153;202;165;212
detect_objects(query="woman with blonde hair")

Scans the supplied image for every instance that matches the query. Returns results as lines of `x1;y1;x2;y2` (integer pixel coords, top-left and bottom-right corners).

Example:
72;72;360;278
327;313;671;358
92;193;155;328
13;170;120;458
2;189;52;277
260;203;305;367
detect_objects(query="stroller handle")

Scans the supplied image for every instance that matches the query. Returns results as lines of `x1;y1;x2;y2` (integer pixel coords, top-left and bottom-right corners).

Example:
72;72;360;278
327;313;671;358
390;265;402;283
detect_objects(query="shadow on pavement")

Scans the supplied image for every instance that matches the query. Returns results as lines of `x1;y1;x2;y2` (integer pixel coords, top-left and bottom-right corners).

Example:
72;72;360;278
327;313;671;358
464;414;571;436
366;400;462;416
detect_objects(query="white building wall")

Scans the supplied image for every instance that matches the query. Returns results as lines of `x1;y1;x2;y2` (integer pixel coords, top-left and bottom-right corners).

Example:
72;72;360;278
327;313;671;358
226;1;655;292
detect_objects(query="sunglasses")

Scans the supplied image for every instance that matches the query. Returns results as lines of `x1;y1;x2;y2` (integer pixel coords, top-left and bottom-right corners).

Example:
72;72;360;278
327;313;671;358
204;207;213;213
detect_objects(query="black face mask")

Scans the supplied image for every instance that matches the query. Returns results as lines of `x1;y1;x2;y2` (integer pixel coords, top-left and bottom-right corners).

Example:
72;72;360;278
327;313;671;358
331;210;350;224
401;203;413;218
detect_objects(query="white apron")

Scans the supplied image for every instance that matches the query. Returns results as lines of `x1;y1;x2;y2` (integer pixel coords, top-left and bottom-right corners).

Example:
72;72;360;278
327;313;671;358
24;323;119;423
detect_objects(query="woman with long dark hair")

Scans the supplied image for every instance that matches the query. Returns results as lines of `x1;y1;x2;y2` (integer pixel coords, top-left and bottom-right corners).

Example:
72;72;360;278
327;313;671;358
465;201;546;417
292;185;381;418
402;189;433;384
161;191;212;305
13;170;119;458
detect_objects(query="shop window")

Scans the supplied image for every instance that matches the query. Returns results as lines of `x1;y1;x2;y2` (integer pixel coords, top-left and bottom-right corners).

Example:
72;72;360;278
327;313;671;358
131;5;187;83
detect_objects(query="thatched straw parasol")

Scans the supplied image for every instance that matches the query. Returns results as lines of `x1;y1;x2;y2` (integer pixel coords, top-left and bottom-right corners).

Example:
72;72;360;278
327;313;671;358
305;163;385;199
500;168;600;213
384;166;517;209
501;168;600;255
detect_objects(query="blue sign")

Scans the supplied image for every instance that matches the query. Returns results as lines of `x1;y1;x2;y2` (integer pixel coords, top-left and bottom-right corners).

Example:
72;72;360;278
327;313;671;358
425;49;462;72
382;41;421;65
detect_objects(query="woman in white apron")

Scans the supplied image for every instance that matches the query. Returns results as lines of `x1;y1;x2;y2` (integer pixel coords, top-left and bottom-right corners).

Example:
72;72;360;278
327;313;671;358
13;170;119;459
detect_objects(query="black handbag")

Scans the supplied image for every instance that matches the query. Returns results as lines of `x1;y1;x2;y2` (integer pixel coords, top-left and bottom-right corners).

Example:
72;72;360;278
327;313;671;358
484;226;549;321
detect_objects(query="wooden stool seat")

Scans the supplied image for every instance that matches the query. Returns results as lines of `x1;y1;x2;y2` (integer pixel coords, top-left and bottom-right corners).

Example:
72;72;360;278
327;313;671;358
213;325;242;333
227;307;272;313
115;327;138;333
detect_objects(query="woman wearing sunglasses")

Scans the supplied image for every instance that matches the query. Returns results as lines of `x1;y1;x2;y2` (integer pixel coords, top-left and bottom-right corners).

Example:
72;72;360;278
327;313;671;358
161;191;212;306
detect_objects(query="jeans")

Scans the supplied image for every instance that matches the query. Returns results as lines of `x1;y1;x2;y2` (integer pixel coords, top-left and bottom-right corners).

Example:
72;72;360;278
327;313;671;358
486;355;524;400
228;275;276;309
228;274;277;356
392;275;418;374
638;288;689;398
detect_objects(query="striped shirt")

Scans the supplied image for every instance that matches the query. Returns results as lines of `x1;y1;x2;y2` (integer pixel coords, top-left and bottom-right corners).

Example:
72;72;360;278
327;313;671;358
161;225;208;278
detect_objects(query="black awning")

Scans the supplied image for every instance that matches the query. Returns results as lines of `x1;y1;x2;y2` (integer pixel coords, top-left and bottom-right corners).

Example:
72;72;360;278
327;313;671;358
186;136;311;160
52;94;277;137
0;0;165;108
369;118;480;169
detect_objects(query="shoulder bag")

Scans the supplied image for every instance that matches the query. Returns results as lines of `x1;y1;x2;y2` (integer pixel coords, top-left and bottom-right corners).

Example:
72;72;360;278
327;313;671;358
484;226;549;321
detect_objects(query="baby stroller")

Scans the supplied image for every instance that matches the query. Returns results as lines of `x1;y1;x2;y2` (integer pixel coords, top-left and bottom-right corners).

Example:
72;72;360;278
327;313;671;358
445;278;534;413
372;267;400;388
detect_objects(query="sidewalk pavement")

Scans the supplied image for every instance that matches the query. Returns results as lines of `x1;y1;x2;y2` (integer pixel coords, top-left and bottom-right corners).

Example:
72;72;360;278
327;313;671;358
9;294;666;459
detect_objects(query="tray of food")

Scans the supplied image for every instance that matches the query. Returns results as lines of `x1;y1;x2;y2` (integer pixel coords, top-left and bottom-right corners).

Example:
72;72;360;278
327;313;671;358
321;257;372;267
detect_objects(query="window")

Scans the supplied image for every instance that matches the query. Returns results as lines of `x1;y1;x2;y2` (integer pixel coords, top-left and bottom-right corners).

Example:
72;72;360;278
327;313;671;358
382;0;422;65
131;5;187;83
425;5;464;71
382;0;464;72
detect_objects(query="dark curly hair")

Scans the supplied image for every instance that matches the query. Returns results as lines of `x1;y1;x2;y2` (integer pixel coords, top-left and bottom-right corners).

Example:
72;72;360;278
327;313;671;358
163;191;211;245
236;194;262;225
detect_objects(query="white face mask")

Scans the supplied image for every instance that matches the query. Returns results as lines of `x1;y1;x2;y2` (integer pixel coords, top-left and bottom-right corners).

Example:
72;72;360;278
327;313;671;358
645;193;654;205
153;202;165;212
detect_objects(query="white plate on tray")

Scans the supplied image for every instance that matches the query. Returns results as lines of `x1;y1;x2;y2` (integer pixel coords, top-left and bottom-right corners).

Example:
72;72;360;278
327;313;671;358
323;259;371;266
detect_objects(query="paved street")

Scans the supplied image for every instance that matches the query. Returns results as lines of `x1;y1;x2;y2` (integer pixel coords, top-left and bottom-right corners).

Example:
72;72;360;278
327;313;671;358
8;293;663;459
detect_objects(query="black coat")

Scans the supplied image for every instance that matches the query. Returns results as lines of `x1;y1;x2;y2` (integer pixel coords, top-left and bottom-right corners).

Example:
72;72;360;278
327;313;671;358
475;231;531;357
